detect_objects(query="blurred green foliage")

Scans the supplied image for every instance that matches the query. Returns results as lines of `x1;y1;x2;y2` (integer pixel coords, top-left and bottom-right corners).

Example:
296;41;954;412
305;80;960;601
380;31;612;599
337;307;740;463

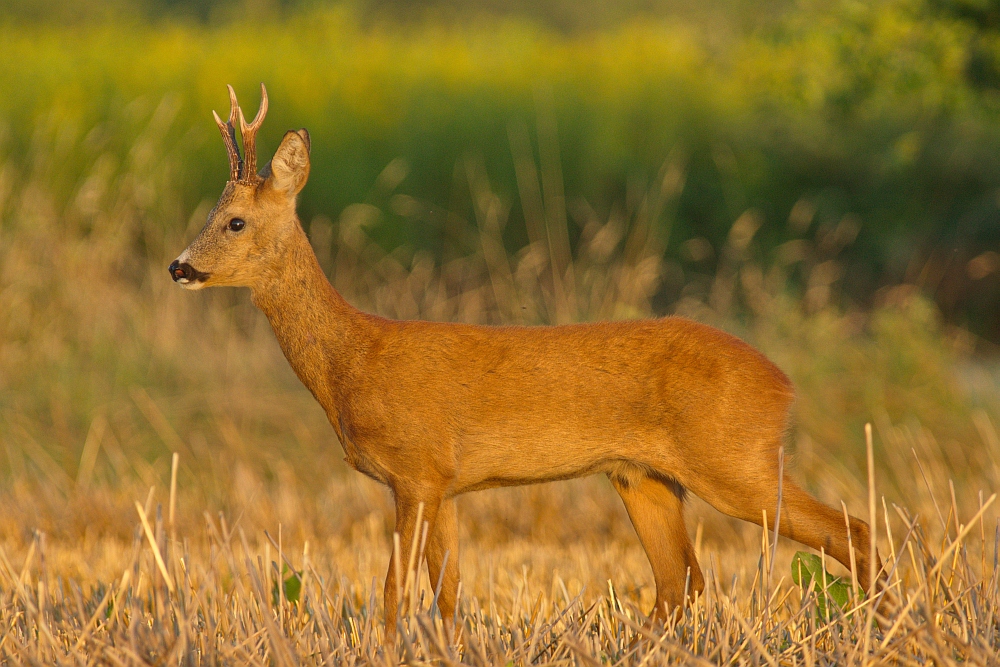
4;0;1000;332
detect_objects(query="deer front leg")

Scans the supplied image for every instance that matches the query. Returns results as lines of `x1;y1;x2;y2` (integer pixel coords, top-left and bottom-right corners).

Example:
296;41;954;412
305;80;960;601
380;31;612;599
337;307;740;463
425;497;460;638
384;491;441;647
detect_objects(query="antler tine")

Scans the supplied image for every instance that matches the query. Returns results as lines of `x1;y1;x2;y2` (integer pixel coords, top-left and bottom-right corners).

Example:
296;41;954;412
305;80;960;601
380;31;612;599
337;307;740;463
226;84;240;125
238;83;269;180
212;85;244;182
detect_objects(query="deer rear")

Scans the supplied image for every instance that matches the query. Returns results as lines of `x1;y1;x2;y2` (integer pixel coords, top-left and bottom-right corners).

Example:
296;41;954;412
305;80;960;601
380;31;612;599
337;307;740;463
170;84;880;643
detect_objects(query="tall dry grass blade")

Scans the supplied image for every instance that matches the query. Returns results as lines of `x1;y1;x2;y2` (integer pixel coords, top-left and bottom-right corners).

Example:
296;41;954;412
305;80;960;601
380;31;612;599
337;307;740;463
76;414;106;491
431;549;449;619
169;452;178;529
883;496;901;591
913;447;948;532
403;502;425;611
769;446;784;578
842;501;860;598
142;485;156;517
15;539;36;599
412;521;429;626
297;540;309;623
135;501;174;594
864;422;878;663
393;531;402;635
278;523;284;613
980;490;988;602
761;508;770;603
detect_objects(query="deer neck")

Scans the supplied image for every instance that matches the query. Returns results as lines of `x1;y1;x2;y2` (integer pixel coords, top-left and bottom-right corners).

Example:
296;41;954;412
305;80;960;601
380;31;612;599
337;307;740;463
249;223;367;413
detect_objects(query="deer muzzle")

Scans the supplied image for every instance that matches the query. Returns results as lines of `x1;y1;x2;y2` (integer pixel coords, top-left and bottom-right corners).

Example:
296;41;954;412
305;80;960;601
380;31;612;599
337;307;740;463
168;258;210;288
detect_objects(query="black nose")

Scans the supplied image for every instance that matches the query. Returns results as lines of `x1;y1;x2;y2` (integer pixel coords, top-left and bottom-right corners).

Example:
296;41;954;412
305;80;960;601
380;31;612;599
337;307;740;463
169;260;191;282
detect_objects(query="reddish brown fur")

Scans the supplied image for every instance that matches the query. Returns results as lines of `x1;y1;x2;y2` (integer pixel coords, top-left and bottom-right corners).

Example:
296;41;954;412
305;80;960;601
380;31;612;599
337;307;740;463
173;87;880;643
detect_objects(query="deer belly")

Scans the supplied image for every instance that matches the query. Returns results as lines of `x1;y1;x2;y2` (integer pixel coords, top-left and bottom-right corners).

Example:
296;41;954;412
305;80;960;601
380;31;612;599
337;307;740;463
453;426;635;492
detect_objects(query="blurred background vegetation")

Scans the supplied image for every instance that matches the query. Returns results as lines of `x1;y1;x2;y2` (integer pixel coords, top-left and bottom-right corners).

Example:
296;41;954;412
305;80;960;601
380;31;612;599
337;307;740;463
6;0;1000;335
1;0;1000;587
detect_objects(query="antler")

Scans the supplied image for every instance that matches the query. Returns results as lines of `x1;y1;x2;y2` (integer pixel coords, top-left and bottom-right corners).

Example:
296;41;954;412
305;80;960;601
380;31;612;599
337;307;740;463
212;83;269;182
212;85;243;182
238;83;269;181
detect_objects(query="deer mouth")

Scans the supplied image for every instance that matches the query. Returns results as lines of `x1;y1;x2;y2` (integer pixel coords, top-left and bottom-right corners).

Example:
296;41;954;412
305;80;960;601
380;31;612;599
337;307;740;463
168;259;211;289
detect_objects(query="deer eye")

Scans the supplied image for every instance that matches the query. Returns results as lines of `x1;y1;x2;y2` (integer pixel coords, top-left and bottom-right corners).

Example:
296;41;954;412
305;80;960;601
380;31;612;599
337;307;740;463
227;218;246;232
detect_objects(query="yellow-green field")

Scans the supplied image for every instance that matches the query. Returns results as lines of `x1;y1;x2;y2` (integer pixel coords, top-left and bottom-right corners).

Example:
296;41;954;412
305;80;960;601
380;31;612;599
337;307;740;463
1;89;999;662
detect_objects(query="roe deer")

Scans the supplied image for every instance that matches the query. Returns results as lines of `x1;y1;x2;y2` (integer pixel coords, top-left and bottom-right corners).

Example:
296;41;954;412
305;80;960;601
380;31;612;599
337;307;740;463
170;84;881;642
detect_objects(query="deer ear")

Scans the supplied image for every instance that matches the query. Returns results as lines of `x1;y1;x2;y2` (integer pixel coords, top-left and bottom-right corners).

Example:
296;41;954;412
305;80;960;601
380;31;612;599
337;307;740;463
263;129;310;196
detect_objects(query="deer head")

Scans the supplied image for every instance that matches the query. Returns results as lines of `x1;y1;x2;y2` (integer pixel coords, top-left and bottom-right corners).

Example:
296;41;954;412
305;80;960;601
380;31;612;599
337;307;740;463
169;84;311;290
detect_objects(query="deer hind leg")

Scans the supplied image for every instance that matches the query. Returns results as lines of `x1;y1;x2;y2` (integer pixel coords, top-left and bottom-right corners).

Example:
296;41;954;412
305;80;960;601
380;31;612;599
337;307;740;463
610;473;704;620
425;497;460;638
779;481;881;592
696;473;880;592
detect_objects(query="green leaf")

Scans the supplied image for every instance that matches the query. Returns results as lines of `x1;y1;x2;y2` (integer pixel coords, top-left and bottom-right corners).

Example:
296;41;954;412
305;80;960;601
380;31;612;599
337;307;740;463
283;568;302;604
271;563;302;606
790;551;860;620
